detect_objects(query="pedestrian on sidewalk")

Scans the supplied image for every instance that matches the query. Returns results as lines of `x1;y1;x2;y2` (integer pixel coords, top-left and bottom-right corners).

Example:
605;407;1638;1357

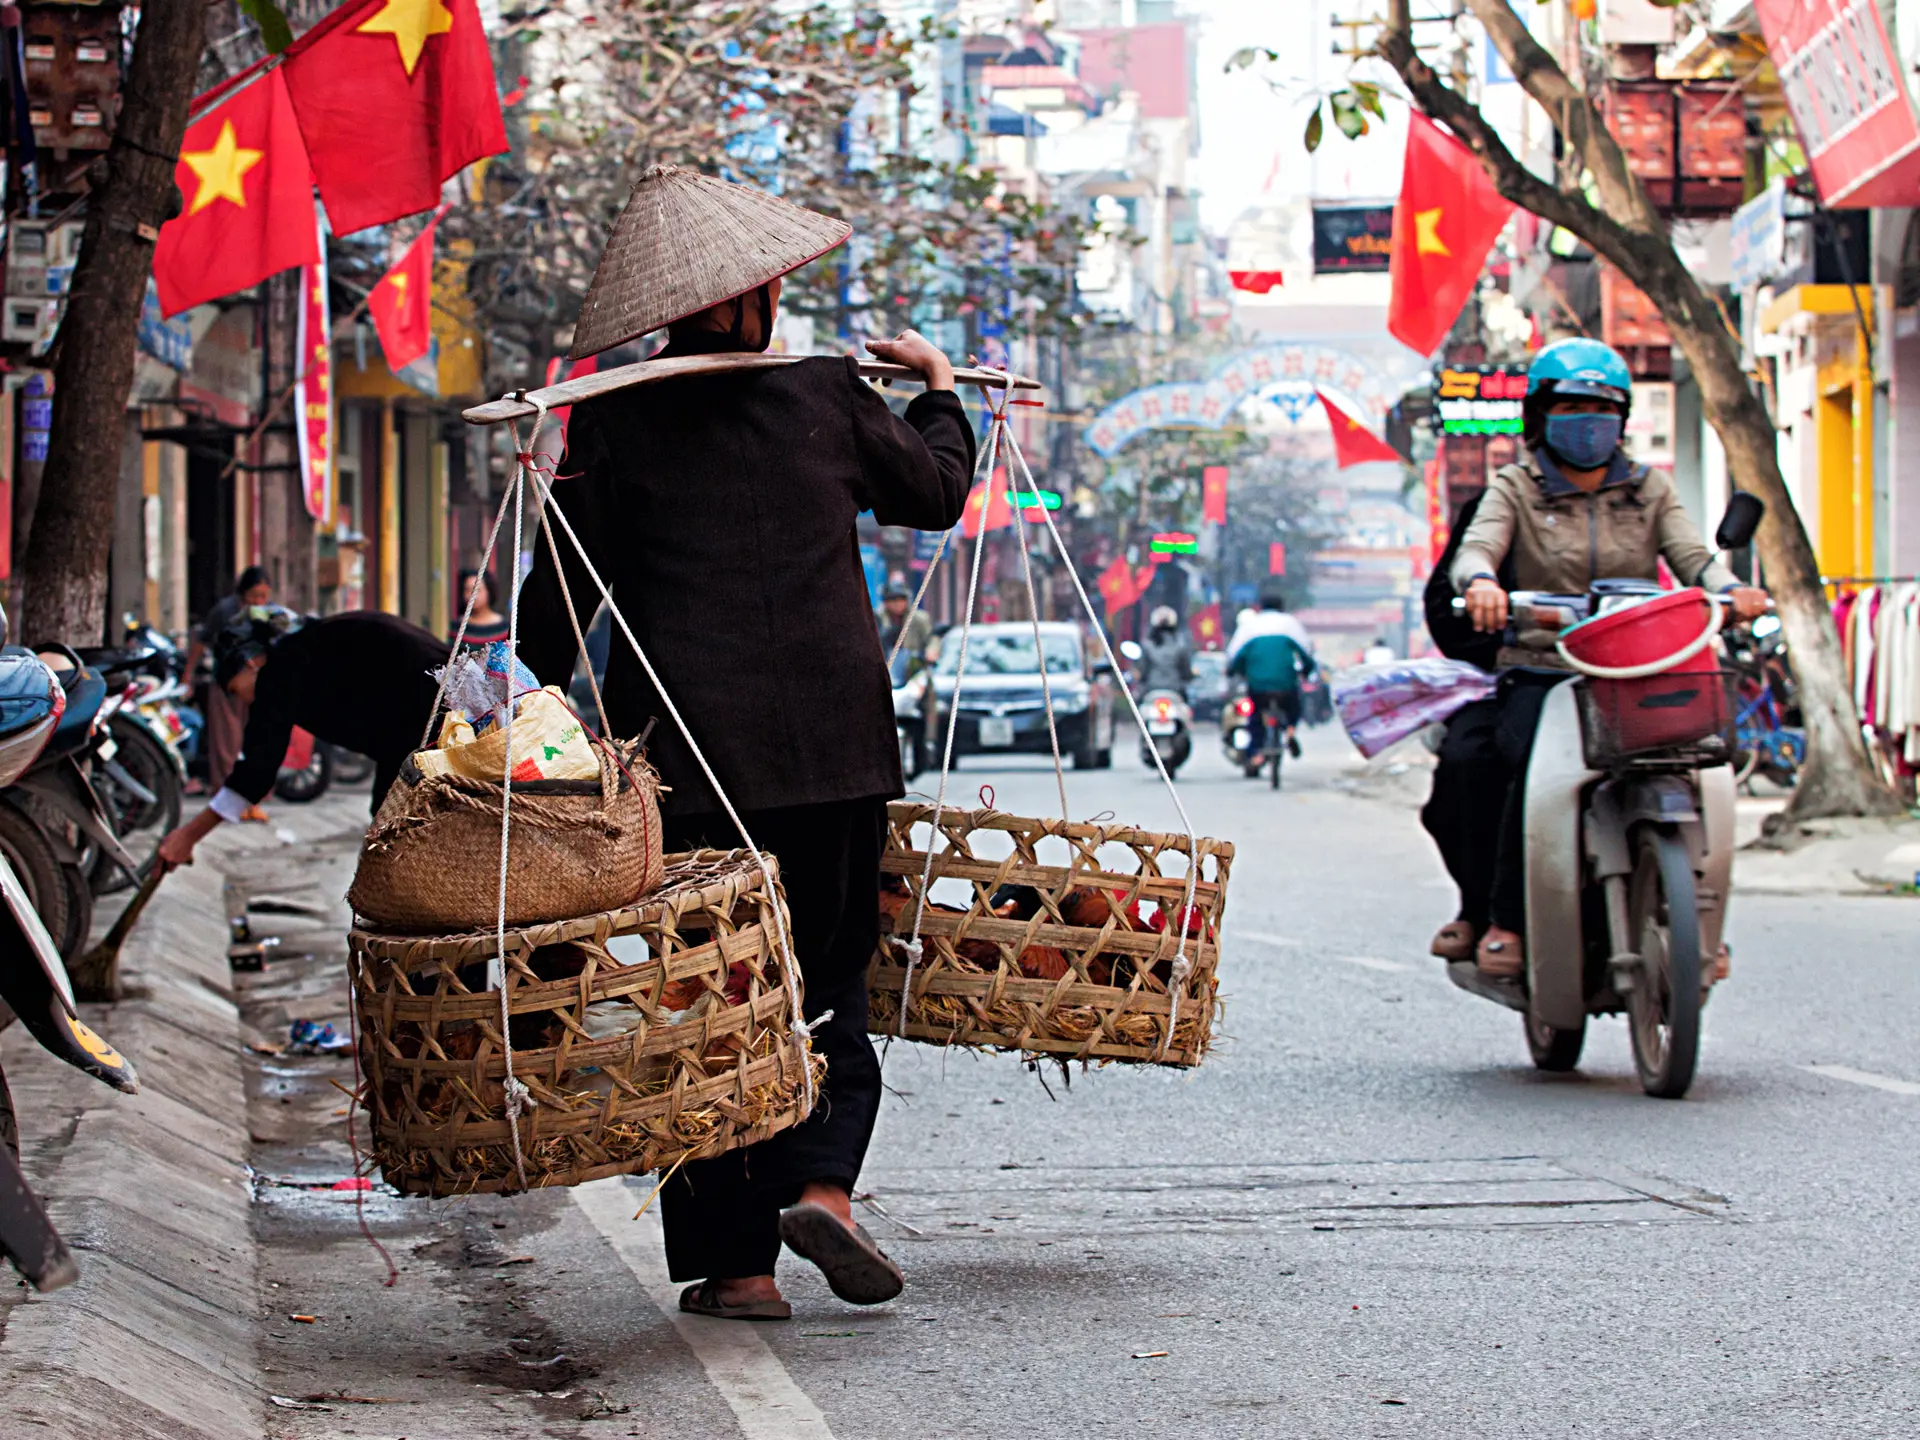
455;566;511;646
183;565;274;814
519;164;974;1321
157;609;445;868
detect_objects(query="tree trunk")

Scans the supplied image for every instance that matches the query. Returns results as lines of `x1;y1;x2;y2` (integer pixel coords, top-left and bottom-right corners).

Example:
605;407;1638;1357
1378;2;1902;819
16;5;208;645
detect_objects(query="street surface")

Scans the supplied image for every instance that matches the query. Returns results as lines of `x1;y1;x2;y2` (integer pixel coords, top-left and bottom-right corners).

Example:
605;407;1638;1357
84;727;1920;1436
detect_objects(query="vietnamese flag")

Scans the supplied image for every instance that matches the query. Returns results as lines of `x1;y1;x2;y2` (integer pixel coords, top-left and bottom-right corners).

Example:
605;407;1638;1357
1228;270;1284;294
960;471;1015;538
1201;465;1228;525
1318;390;1402;468
153;70;317;317
283;0;508;235
1096;558;1141;614
368;216;437;370
1190;602;1223;648
1387;114;1513;356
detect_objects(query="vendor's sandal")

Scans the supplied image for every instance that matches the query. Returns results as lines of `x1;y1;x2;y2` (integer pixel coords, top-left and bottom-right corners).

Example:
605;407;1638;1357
678;1280;790;1322
1476;930;1524;981
1430;921;1476;963
779;1204;904;1305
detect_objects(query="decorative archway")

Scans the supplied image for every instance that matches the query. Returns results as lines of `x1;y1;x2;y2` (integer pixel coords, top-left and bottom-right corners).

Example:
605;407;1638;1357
1083;342;1395;458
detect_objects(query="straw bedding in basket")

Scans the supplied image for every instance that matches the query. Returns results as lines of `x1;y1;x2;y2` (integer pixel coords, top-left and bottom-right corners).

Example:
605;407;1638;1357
348;739;663;934
868;802;1232;1066
351;849;819;1197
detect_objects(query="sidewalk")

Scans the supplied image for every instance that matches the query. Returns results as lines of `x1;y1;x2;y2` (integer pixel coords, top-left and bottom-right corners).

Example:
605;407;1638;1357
0;789;370;1439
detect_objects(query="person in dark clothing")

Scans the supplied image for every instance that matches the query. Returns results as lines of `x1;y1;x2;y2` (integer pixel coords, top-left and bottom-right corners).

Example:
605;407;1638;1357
456;567;511;645
517;165;974;1321
1133;606;1193;694
184;564;274;805
157;610;446;868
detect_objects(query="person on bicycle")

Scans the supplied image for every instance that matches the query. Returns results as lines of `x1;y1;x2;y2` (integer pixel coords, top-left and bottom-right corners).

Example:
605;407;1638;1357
1443;337;1768;978
1134;606;1193;695
1226;588;1313;759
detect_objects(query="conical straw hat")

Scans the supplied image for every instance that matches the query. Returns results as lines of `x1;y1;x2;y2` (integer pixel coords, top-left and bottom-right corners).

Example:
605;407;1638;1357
569;165;852;359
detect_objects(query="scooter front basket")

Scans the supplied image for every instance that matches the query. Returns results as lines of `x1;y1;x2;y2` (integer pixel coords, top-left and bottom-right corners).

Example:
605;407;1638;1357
1575;669;1738;770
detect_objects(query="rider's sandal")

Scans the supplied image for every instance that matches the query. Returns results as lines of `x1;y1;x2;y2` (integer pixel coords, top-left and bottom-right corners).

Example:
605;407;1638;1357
678;1280;791;1322
1430;921;1476;963
1475;931;1525;980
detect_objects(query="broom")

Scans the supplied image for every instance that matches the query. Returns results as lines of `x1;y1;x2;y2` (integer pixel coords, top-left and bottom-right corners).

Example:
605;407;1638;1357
70;862;169;1003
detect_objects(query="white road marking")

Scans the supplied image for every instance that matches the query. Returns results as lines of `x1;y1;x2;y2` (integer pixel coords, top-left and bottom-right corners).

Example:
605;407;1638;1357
573;1178;836;1438
1335;955;1411;974
1240;932;1302;947
1800;1064;1920;1096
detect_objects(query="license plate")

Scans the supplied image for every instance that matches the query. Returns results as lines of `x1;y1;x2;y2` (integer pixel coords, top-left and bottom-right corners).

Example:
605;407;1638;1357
977;716;1014;748
1147;720;1178;735
1231;728;1250;748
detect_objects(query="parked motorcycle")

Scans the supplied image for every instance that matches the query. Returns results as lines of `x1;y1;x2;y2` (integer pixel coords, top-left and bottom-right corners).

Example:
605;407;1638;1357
1440;496;1765;1099
0;609;140;1290
74;634;188;895
1724;613;1803;789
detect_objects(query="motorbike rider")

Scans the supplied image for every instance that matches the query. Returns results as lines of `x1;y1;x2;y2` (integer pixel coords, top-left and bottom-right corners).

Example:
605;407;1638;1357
1444;337;1768;978
156;607;446;868
1226;587;1314;758
1134;606;1193;696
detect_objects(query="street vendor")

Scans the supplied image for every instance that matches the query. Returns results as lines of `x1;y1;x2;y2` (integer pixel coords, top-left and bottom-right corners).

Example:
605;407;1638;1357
157;608;445;869
519;164;974;1321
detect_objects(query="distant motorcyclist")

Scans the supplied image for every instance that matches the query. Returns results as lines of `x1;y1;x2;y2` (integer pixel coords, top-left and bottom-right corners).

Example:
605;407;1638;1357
1226;587;1314;758
878;580;932;683
1443;337;1768;979
1134;606;1193;695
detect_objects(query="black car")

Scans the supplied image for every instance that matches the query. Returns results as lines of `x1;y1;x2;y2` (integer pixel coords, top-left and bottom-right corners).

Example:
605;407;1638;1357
919;623;1115;769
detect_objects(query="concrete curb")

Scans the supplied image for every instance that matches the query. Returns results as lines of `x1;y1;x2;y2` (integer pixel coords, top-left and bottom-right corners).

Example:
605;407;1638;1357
1;857;263;1439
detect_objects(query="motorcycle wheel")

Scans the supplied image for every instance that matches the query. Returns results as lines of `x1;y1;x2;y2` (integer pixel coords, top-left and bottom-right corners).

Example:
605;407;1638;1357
1626;826;1702;1099
274;742;334;803
92;719;181;895
332;749;376;786
0;804;69;979
1524;1007;1585;1071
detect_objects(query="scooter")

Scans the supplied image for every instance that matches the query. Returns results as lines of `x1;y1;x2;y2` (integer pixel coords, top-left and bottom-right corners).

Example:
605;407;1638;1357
0;611;140;1290
1441;495;1765;1099
1137;689;1193;774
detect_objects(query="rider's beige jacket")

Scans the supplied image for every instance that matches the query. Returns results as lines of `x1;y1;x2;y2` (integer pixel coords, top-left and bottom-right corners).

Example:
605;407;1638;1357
1450;452;1737;598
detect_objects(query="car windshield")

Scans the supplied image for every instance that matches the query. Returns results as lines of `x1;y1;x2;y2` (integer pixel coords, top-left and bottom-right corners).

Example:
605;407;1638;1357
936;631;1081;676
1192;652;1226;675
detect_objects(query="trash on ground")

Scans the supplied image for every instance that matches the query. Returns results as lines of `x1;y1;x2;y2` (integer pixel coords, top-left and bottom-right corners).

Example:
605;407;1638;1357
1131;1350;1170;1359
286;1019;352;1054
289;1314;319;1323
269;1395;330;1411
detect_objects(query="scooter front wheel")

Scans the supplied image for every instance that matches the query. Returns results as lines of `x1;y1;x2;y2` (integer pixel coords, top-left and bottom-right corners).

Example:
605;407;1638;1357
1626;826;1702;1099
1524;1007;1585;1071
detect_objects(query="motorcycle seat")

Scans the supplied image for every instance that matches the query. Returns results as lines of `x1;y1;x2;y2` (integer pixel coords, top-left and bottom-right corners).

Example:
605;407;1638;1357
46;669;105;758
73;644;160;680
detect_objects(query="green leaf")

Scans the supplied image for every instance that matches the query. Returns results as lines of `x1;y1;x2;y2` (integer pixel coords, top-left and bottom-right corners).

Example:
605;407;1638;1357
1350;80;1386;119
239;0;294;54
1330;91;1367;140
1304;104;1324;152
1225;45;1277;71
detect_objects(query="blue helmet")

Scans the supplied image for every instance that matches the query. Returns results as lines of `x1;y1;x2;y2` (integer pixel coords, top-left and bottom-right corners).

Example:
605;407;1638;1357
1526;337;1630;407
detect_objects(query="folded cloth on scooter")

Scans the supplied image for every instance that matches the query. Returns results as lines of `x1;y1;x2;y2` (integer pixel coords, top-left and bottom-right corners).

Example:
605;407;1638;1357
1333;658;1495;759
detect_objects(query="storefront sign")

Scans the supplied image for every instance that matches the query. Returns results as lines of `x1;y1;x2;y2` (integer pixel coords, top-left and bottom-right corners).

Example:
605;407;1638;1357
295;216;333;524
1311;205;1393;274
1756;0;1920;208
1433;366;1526;435
1729;180;1786;288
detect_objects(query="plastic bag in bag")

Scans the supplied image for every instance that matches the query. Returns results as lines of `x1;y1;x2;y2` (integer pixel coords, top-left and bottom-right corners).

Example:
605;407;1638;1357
416;686;599;782
1332;658;1495;759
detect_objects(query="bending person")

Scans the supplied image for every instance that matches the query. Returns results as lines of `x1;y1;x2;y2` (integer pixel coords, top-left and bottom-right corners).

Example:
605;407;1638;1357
1447;338;1766;978
518;166;974;1322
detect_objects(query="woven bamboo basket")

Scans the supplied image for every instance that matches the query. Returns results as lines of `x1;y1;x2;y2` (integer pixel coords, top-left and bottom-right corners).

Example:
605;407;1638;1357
868;802;1232;1066
350;849;819;1197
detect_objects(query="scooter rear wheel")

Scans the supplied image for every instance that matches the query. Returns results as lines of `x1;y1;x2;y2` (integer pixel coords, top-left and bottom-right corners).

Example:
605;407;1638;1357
1524;1007;1585;1071
1626;826;1702;1099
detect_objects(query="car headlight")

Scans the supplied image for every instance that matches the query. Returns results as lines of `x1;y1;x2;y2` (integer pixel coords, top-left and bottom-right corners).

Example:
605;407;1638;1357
1052;689;1089;714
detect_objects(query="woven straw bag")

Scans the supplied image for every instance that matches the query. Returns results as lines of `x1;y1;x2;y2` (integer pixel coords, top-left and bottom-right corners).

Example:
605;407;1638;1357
348;739;663;934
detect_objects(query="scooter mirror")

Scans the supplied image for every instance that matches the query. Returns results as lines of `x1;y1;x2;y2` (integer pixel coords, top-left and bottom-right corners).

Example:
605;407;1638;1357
1119;639;1144;662
1715;491;1765;551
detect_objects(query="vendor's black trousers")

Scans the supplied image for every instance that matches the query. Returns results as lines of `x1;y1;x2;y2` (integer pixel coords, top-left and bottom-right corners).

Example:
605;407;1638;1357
1421;673;1570;934
657;796;887;1283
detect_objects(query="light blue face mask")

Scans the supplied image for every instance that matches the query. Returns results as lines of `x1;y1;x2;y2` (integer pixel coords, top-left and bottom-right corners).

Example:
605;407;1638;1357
1544;412;1623;470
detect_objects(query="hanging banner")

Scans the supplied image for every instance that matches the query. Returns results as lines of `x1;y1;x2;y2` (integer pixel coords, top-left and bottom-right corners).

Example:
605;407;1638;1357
1201;465;1228;525
1755;0;1920;208
295;215;333;523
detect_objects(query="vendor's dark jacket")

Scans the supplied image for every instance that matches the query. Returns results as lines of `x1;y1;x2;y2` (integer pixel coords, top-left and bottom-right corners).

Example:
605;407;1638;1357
226;611;445;810
519;340;976;816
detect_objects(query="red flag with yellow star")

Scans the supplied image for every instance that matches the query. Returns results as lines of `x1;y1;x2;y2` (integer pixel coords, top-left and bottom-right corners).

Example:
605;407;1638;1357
1317;390;1402;469
1387;114;1512;356
283;0;507;235
153;70;317;317
368;216;437;371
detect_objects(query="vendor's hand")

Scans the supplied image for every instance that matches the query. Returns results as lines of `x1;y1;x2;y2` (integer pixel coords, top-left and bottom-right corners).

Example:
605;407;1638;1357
865;330;955;391
1728;586;1771;622
1464;577;1509;633
157;825;197;869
